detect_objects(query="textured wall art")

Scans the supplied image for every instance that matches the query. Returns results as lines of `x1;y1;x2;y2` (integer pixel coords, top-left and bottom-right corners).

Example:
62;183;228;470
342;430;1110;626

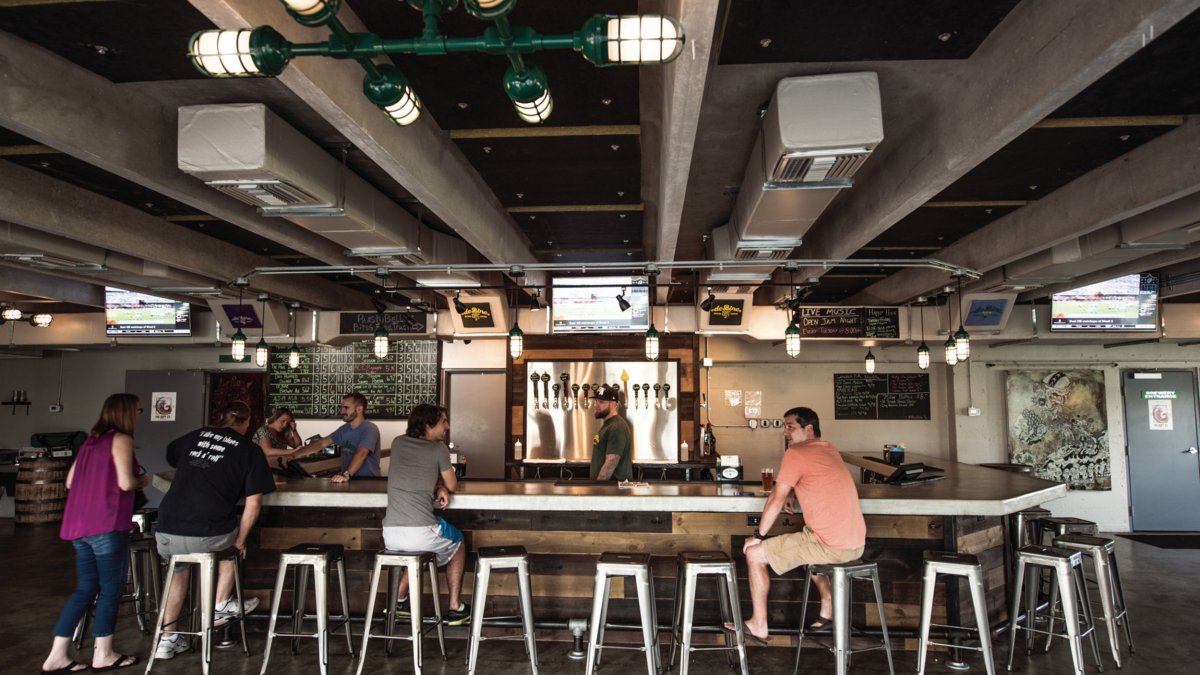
1005;370;1110;490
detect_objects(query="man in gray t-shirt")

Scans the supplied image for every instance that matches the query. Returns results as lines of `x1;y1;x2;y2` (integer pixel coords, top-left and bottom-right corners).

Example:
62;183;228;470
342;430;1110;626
382;404;470;626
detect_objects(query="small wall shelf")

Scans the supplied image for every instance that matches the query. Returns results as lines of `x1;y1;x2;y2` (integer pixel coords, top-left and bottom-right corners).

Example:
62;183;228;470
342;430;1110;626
2;401;32;416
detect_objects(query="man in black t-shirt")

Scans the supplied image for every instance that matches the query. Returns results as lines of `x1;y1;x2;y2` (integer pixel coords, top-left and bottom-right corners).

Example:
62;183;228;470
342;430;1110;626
152;401;276;660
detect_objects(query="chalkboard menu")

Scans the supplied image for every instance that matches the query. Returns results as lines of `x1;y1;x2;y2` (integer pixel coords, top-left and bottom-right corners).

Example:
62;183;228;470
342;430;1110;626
268;340;439;419
799;307;901;339
339;311;428;335
834;373;931;420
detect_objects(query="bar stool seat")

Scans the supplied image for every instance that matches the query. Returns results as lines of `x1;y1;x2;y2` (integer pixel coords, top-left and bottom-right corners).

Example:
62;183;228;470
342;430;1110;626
1039;517;1098;544
261;543;355;675
1053;534;1134;668
667;551;749;675
794;559;896;675
1007;545;1103;675
356;550;446;675
585;552;661;675
916;551;995;675
145;547;250;675
466;545;538;675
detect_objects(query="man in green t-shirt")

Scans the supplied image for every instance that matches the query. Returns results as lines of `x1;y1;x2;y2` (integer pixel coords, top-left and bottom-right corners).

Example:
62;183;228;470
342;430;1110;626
589;386;633;481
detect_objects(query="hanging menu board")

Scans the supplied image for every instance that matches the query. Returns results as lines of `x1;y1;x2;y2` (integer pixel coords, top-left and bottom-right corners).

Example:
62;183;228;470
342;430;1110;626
834;373;931;420
799;307;901;339
267;340;439;419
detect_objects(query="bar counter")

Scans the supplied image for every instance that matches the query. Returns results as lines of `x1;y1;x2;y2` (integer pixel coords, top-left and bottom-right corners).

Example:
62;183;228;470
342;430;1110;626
152;454;1064;648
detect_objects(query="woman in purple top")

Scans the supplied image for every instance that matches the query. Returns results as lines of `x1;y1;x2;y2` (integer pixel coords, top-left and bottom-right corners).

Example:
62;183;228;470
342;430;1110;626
40;393;147;674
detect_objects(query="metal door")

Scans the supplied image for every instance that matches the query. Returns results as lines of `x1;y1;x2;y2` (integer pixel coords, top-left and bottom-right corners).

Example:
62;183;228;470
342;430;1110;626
1123;370;1200;531
446;371;506;479
125;370;207;507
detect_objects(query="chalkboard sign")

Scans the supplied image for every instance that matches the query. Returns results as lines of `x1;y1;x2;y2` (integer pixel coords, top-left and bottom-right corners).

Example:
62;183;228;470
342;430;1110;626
834;373;930;420
339;311;429;335
268;340;439;419
799;307;900;339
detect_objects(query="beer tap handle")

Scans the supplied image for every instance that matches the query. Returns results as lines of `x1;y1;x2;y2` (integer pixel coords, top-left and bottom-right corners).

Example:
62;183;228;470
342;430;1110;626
552;384;560;409
633;384;641;409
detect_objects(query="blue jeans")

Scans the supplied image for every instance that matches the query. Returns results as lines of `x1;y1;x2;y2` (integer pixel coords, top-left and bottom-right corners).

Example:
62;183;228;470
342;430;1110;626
52;531;130;638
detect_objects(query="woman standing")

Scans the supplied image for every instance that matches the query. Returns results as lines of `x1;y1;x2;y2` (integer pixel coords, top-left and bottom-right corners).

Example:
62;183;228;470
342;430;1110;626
252;407;303;462
40;393;147;674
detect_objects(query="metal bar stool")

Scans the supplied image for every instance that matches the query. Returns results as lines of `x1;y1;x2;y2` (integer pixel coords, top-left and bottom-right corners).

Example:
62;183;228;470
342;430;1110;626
916;551;995;675
261;544;355;675
1052;534;1134;668
585;552;661;675
71;533;162;649
793;560;896;675
666;551;749;675
466;545;538;675
356;550;446;675
145;547;250;675
1038;517;1098;544
1006;545;1103;675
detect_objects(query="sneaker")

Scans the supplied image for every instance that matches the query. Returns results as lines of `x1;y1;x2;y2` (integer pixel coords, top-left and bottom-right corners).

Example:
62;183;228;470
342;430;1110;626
214;596;260;627
154;634;190;660
393;597;412;617
444;602;471;627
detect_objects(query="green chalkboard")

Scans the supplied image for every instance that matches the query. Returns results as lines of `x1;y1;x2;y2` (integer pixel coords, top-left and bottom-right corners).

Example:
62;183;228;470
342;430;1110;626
799;307;901;339
268;340;440;419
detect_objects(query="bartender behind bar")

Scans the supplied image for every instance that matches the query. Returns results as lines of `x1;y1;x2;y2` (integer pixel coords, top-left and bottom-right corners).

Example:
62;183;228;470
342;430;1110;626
589;386;632;481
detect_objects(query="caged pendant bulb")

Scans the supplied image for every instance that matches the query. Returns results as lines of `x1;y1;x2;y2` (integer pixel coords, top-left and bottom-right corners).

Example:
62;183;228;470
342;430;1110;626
944;336;959;366
864;349;876;374
954;326;971;361
373;327;389;359
784;322;801;358
288;346;300;369
230;329;247;361
917;343;930;370
509;323;524;360
644;325;660;361
255;338;269;367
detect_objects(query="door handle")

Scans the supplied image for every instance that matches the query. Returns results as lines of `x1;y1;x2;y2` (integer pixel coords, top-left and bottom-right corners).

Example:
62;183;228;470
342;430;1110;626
1184;448;1199;455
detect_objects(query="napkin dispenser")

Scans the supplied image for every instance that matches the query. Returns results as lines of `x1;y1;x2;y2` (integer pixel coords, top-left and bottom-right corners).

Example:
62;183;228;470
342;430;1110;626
716;455;743;482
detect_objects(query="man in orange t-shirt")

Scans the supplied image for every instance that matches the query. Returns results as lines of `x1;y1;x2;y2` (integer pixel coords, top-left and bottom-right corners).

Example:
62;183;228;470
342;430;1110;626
734;406;865;644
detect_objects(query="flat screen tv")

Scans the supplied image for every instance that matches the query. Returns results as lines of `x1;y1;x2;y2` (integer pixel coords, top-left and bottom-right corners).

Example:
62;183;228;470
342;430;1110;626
1050;273;1159;332
105;288;192;336
551;275;650;333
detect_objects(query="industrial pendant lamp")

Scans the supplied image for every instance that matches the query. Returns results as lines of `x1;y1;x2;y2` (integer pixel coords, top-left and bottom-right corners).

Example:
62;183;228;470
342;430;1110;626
916;298;930;370
864;348;876;374
287;303;301;369
0;305;53;328
188;0;683;126
645;277;660;361
954;276;971;361
943;297;958;366
373;307;389;359
509;296;524;360
784;270;802;358
230;282;247;361
255;294;270;367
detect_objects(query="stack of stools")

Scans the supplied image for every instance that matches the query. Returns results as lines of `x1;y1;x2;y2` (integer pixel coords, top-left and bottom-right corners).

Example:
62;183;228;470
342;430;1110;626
356;550;446;675
915;551;995;675
71;509;161;648
465;545;539;675
585;552;662;675
793;560;896;675
667;551;749;675
1007;545;1103;675
145;547;250;675
1012;507;1051;557
260;544;355;675
1052;534;1134;668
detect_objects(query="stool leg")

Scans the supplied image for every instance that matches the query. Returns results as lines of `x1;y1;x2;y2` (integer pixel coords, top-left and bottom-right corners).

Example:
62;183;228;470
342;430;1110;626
870;570;896;675
356;559;384;675
198;557;215;675
634;568;659;675
723;567;750;675
130;549;147;635
1108;552;1133;654
260;561;289;675
336;558;355;657
409;564;423;674
714;570;735;668
427;560;446;660
467;563;490;675
233;557;249;656
678;570;696;675
648;573;662;674
293;564;309;655
1055;564;1085;675
1043;571;1061;654
668;563;684;670
916;565;937;675
832;570;850;675
1007;559;1027;671
145;559;180;675
384;566;398;657
584;572;608;675
1073;563;1103;673
1092;551;1122;668
793;568;814;675
315;560;329;675
968;566;997;675
517;560;539;675
72;603;91;651
596;576;614;667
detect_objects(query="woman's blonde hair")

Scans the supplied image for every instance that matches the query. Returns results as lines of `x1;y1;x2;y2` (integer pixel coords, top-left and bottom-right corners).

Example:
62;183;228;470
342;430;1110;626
266;407;294;425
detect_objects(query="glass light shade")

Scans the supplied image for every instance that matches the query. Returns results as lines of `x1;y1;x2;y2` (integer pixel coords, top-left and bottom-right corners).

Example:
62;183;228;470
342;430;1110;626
230;329;247;361
282;0;339;25
381;86;421;126
509;323;524;360
1;307;22;321
784;323;801;358
864;349;876;374
464;0;516;19
645;325;660;361
373;327;389;359
30;313;53;328
954;326;971;360
364;66;422;126
513;90;553;124
944;336;959;366
255;338;269;367
917;343;930;370
605;15;685;64
188;28;287;77
288;345;301;369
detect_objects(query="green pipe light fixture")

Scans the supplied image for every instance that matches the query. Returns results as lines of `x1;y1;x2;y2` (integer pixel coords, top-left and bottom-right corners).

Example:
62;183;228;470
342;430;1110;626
645;275;659;361
188;0;684;126
864;348;876;374
230;281;248;361
255;293;270;367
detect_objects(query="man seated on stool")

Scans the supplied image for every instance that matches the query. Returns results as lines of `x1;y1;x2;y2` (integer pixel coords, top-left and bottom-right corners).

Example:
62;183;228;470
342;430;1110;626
384;403;470;626
153;400;276;660
731;406;865;644
291;391;381;482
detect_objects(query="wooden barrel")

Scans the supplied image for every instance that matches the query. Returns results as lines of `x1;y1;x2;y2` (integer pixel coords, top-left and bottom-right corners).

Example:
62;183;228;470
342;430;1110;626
15;458;68;526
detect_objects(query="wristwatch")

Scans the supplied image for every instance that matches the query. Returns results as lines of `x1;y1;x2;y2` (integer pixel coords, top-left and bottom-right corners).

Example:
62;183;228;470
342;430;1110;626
338;471;351;479
753;529;769;540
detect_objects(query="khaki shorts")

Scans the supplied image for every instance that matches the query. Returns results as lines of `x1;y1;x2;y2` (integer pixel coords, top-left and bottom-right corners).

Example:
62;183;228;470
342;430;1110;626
761;527;864;575
155;529;239;558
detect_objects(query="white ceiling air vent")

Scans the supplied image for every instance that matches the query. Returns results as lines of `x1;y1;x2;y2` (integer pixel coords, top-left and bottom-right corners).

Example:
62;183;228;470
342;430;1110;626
1;252;107;271
206;179;324;210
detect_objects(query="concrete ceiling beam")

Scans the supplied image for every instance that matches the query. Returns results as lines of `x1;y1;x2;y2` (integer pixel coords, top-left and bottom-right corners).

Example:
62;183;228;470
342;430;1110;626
794;0;1200;282
0;265;104;307
1020;246;1200;302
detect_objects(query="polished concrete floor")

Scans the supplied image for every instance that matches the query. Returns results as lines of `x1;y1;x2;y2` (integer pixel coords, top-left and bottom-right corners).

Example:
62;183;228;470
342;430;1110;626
3;520;1197;674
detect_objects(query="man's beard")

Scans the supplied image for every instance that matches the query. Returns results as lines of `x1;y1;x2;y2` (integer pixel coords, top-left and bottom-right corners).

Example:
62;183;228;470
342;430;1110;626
594;408;606;419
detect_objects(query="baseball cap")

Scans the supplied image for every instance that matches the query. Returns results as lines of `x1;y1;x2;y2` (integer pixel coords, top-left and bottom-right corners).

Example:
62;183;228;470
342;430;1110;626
594;387;620;402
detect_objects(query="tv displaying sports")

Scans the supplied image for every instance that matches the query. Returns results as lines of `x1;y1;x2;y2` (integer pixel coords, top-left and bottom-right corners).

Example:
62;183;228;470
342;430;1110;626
105;288;191;336
1050;273;1159;332
552;275;650;333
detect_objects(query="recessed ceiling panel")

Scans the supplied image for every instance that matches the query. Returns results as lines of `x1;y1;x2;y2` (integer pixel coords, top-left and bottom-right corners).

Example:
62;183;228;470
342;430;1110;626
516;211;643;254
865;205;1019;250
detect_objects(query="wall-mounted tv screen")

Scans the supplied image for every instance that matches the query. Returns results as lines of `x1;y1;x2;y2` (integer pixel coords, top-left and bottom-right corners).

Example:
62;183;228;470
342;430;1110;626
552;276;650;333
1050;273;1159;331
105;288;192;336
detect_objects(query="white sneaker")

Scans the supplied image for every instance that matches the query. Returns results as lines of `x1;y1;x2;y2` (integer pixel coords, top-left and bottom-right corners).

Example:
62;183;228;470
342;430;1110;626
154;634;190;660
214;596;260;626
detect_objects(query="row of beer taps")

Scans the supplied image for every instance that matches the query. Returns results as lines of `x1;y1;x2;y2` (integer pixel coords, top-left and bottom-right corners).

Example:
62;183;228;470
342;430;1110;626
527;371;674;411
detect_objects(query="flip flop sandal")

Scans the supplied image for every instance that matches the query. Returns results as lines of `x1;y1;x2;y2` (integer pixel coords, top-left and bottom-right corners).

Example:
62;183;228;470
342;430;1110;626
91;655;139;673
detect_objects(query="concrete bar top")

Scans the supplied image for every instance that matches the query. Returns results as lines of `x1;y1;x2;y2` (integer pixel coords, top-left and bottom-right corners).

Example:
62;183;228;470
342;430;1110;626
154;451;1065;516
